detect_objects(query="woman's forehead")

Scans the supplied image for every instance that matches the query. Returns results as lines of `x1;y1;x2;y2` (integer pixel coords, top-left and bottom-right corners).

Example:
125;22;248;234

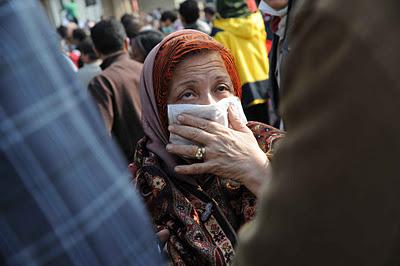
173;52;229;78
176;51;224;70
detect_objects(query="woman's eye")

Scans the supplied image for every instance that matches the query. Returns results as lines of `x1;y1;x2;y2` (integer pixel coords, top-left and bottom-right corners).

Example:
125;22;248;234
216;85;231;92
180;91;195;99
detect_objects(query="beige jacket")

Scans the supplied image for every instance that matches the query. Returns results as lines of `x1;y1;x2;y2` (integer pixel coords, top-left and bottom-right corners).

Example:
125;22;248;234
235;0;400;265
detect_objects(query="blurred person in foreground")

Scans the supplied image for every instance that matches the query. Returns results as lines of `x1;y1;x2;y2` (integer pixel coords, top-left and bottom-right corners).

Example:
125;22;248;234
165;0;400;265
77;38;101;87
178;0;211;34
130;30;164;63
89;19;144;161
0;0;163;265
212;0;271;124
130;29;285;265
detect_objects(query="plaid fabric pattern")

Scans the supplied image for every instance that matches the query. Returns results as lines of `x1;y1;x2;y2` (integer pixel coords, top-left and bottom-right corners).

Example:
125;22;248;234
0;0;163;265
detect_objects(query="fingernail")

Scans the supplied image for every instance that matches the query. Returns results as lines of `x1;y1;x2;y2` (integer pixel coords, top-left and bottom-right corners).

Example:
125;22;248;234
166;144;171;151
168;125;174;131
177;115;184;122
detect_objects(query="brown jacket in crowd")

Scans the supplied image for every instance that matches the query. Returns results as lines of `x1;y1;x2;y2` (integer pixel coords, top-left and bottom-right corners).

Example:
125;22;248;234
235;0;400;265
89;51;143;161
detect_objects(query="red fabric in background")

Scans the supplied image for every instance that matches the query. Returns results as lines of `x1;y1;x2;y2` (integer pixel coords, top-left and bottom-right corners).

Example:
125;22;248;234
68;51;80;68
246;0;258;12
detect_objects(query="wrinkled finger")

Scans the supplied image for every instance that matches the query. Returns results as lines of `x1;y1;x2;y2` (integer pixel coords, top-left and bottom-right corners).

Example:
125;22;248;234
228;104;252;133
174;161;216;175
177;114;224;133
166;144;200;159
168;124;214;145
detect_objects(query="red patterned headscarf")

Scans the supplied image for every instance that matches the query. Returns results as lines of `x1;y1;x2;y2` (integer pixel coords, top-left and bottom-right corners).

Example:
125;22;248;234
140;30;241;181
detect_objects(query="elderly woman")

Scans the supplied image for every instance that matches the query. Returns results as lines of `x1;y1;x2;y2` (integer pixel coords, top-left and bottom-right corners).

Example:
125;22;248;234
130;30;284;265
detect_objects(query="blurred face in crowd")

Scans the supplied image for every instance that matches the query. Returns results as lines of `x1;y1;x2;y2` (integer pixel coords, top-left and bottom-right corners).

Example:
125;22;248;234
81;53;91;64
66;22;78;42
263;0;288;10
168;51;234;105
204;12;214;23
160;19;174;34
161;19;173;28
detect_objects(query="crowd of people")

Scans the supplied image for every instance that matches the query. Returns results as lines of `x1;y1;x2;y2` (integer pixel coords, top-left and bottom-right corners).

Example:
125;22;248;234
55;0;279;163
1;0;400;265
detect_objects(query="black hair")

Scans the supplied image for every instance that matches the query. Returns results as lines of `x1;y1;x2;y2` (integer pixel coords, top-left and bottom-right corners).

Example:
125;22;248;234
160;10;178;23
179;0;200;24
132;30;164;59
204;6;216;15
120;14;142;38
120;13;134;24
90;19;126;55
56;25;68;39
78;38;98;61
72;28;87;42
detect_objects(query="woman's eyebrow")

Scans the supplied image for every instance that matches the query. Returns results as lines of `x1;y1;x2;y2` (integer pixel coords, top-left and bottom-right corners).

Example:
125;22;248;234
214;74;230;80
214;75;232;83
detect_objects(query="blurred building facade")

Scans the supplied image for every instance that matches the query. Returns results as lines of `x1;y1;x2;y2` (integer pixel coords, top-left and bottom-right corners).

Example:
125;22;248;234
40;0;190;26
40;0;103;26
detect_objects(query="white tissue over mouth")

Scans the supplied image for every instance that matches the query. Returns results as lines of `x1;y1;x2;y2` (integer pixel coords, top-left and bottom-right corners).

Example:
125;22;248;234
167;97;248;145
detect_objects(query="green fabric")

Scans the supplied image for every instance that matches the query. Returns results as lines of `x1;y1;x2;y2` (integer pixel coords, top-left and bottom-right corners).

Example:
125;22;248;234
216;0;250;18
63;2;78;19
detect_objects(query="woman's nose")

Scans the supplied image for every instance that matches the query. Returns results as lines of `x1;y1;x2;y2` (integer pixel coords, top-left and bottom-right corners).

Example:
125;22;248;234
199;94;217;105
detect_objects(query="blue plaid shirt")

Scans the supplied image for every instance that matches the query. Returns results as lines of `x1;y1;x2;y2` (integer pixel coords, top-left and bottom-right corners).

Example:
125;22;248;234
0;0;163;265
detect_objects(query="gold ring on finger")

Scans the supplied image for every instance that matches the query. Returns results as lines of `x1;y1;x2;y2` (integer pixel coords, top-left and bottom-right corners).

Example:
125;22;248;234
194;146;206;160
